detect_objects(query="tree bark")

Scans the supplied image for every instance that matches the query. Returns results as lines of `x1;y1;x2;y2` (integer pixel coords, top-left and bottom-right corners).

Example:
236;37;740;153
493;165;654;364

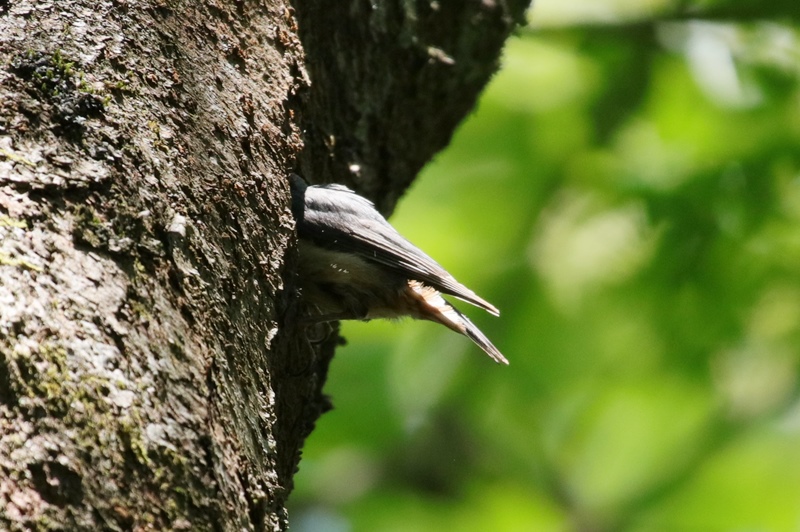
0;0;528;529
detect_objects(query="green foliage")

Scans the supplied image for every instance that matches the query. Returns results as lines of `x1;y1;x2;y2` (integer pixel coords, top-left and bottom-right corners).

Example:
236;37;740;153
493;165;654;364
290;2;800;530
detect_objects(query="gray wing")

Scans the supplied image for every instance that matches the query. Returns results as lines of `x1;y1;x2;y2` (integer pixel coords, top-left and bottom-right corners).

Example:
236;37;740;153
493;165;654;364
294;180;499;316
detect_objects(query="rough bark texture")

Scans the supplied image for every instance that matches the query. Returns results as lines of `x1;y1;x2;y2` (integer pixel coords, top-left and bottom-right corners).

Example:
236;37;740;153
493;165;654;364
0;0;528;530
294;0;529;212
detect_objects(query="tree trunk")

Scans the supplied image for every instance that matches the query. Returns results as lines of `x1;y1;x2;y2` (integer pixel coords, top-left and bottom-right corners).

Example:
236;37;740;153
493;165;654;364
0;0;528;529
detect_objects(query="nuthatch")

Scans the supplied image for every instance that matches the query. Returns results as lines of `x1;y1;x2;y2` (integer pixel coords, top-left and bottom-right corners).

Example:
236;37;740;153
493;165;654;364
290;174;507;364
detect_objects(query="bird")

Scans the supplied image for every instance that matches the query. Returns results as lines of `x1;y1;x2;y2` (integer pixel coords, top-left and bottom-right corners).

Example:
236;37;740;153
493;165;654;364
289;174;507;364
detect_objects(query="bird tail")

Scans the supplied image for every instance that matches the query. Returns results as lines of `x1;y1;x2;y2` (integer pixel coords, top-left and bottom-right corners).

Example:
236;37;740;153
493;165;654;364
446;282;500;317
408;281;508;364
